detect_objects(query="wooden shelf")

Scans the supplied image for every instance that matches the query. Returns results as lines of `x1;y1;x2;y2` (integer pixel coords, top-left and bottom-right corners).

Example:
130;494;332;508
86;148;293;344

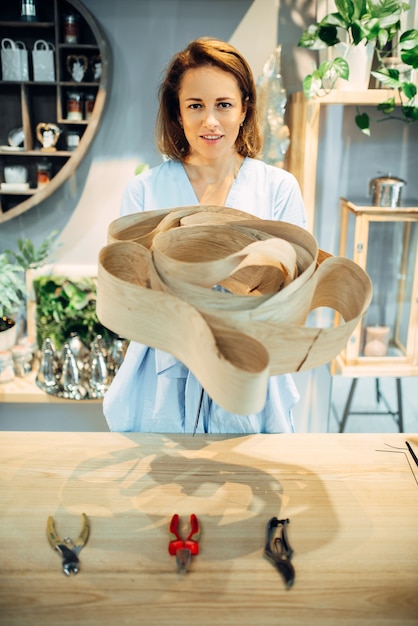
340;198;418;214
0;188;38;196
332;353;418;377
0;149;74;157
0;21;55;28
0;370;102;403
0;0;110;224
289;89;402;107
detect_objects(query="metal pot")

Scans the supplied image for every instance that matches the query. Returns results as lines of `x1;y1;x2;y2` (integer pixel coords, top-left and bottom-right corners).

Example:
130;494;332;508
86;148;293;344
369;175;406;208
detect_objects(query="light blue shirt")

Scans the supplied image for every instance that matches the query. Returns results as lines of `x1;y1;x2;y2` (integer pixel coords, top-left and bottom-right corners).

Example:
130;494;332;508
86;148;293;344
103;158;307;433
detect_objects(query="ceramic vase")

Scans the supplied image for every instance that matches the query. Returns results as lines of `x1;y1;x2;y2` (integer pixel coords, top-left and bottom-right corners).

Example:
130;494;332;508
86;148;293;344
0;319;17;351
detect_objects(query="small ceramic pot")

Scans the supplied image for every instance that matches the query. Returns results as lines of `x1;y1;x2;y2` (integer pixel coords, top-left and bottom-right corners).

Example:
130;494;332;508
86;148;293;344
4;165;28;184
0;318;17;351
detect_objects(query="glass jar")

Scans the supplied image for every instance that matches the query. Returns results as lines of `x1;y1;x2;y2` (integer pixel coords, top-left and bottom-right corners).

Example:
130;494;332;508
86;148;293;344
11;344;32;377
0;350;15;383
66;131;80;151
21;0;37;22
18;336;37;369
66;92;83;121
37;161;51;188
64;14;79;44
85;93;96;120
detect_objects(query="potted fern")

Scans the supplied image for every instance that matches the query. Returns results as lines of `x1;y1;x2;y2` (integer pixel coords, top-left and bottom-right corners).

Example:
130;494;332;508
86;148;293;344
0;231;59;350
0;253;27;350
298;0;418;134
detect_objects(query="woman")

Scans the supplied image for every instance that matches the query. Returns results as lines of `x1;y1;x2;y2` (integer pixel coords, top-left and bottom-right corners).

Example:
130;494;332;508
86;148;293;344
103;37;306;434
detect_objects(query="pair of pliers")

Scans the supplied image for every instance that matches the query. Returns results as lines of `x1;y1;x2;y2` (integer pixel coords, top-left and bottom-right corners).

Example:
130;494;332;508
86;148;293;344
264;516;295;588
46;513;90;575
168;513;200;573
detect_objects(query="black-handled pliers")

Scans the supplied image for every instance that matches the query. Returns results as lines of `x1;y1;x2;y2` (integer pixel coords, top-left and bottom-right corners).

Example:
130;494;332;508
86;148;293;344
264;516;295;587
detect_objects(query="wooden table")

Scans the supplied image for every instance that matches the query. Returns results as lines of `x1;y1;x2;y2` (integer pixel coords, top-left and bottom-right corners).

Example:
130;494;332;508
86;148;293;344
1;432;417;625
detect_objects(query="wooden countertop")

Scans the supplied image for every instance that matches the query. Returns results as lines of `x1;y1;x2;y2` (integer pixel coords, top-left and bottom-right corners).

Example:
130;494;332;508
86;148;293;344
1;432;417;625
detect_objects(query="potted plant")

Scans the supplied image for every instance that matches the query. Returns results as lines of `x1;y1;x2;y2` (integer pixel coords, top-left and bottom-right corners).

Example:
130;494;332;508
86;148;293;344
298;0;418;134
0;231;59;350
33;274;117;350
0;253;27;350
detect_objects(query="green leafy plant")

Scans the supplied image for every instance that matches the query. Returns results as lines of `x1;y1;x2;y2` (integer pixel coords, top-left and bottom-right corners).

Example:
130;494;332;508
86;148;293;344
0;253;27;322
0;231;59;324
34;275;117;350
4;230;60;272
298;0;418;134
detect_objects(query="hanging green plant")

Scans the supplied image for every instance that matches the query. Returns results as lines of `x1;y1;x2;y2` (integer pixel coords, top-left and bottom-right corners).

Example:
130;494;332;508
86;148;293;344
298;0;418;134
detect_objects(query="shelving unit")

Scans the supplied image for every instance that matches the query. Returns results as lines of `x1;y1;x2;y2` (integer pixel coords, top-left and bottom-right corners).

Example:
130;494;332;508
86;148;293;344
285;90;415;368
285;90;402;233
0;0;110;223
285;90;418;378
286;90;417;433
327;198;418;433
332;198;418;378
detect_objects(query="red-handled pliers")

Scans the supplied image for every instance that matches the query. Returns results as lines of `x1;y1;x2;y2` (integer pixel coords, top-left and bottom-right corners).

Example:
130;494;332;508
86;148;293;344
168;513;200;573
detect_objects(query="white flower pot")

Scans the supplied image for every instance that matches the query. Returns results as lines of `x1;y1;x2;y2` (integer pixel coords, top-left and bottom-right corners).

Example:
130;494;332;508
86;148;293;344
0;320;17;351
319;41;375;91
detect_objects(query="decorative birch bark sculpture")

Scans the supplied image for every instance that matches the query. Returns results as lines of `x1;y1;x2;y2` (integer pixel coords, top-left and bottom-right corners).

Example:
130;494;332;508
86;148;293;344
97;206;372;414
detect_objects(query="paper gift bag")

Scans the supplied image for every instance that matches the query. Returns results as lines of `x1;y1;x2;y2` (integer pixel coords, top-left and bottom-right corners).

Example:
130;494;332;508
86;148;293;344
32;40;55;82
1;38;24;81
16;41;29;81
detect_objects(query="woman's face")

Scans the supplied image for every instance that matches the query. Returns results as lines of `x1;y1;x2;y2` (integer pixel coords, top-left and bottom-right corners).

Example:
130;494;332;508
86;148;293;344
178;65;247;163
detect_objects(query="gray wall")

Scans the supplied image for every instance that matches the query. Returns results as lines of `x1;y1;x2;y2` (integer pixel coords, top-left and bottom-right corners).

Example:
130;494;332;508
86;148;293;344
0;0;256;254
1;0;417;432
1;0;416;256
